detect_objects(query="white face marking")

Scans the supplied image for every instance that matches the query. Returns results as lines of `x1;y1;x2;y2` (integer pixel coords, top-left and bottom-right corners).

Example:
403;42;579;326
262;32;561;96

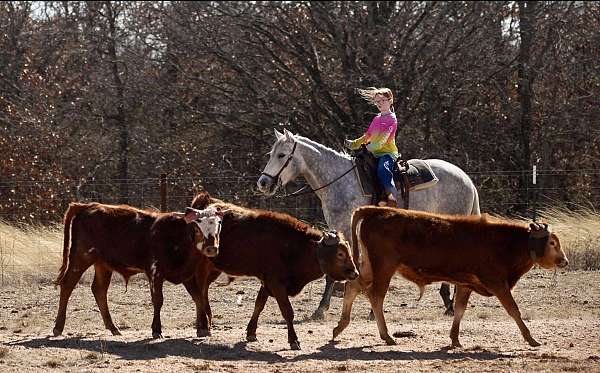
196;216;221;239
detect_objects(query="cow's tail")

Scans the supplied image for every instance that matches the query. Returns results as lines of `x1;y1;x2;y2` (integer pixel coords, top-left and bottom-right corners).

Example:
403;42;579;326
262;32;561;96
351;207;374;288
54;203;87;286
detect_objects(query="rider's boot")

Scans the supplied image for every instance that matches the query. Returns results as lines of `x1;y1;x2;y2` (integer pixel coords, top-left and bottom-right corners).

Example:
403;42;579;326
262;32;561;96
385;188;399;208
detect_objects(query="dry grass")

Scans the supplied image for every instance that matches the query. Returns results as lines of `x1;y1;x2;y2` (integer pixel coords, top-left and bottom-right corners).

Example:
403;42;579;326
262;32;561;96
0;220;63;284
0;206;598;285
535;207;600;270
44;358;62;368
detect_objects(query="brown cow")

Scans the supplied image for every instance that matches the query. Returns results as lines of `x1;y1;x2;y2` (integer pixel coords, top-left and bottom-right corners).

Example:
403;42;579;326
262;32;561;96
191;192;359;350
52;202;223;339
333;206;568;348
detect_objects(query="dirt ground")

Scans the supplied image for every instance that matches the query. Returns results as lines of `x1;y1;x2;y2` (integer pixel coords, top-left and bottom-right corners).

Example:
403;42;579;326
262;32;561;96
1;269;599;372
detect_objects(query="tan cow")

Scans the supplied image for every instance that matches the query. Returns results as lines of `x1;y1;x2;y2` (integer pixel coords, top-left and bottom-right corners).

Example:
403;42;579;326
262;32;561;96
333;206;568;348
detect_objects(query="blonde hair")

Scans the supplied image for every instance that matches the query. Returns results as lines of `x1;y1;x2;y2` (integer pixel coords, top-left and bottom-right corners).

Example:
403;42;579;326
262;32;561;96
357;87;394;106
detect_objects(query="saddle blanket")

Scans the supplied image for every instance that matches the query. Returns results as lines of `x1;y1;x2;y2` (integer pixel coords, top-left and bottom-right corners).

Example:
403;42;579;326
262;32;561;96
355;159;438;197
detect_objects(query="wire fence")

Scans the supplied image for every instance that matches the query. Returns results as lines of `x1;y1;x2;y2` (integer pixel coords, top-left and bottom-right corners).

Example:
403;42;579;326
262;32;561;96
1;168;600;224
0;169;600;223
1;168;599;285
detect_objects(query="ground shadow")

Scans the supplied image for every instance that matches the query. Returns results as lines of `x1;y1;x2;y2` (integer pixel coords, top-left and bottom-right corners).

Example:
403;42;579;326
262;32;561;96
292;340;515;362
9;335;516;363
8;336;284;362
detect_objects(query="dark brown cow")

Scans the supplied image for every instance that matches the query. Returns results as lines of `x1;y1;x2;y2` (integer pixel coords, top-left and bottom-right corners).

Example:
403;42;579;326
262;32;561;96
191;192;359;350
333;206;568;348
53;202;223;339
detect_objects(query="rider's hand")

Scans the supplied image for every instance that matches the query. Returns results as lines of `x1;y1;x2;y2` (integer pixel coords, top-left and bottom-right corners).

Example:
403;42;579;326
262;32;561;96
344;139;354;149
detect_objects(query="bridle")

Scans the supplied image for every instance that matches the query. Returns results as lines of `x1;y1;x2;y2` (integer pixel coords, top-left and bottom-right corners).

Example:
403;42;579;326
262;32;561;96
260;141;297;181
260;139;356;198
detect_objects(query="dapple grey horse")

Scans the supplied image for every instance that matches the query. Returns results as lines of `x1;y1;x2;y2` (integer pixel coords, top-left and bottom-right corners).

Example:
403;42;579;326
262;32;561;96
257;129;480;319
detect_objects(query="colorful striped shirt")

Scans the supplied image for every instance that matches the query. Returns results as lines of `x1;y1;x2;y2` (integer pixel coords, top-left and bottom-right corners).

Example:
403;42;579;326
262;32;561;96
349;112;399;159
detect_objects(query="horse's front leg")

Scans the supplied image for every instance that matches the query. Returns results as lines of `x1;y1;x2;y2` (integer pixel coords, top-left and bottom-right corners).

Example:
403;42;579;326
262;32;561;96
310;275;335;320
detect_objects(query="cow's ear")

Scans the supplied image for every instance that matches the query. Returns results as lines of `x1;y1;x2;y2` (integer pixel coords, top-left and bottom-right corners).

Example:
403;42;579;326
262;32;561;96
184;207;200;224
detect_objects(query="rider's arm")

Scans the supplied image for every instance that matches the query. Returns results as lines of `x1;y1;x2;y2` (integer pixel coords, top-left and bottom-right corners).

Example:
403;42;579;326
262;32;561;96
347;134;369;150
347;117;377;150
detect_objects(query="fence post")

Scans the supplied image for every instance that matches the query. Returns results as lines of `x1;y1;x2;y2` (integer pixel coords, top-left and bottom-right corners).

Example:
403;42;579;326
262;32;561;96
532;164;537;222
160;173;167;212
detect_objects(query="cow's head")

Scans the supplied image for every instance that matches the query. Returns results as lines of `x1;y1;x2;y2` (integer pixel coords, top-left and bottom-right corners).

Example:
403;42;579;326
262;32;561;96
257;129;302;196
184;207;224;257
528;223;568;269
316;230;359;281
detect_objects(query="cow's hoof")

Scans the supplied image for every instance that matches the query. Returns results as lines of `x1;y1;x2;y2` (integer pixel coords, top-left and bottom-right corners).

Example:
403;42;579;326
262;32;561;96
246;334;258;342
52;328;62;337
290;341;301;350
197;329;211;338
527;339;541;347
152;332;163;339
310;309;325;321
332;327;342;340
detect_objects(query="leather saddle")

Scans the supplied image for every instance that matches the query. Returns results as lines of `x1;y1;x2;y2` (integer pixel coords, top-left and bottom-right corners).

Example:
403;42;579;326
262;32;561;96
353;145;438;208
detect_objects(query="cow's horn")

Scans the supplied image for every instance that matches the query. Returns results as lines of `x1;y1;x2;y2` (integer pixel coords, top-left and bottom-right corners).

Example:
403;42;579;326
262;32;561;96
322;230;339;246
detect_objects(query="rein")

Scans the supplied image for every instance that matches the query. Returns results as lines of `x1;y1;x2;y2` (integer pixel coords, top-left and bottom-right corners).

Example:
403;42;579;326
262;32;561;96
263;139;356;198
283;164;357;198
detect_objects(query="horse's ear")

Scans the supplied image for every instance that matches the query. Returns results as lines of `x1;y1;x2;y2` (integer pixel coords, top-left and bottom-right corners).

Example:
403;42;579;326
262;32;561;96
274;129;284;141
283;128;295;141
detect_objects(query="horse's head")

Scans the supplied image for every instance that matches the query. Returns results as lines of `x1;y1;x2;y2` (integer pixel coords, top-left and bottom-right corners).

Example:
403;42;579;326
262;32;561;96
257;129;303;195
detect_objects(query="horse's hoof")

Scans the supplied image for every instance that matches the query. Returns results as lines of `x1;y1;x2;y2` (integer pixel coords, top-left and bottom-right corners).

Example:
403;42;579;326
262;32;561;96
110;328;121;336
197;329;211;338
152;332;163;339
290;341;301;350
52;328;62;337
528;339;541;347
444;308;454;316
367;311;375;321
246;334;258;342
310;310;325;321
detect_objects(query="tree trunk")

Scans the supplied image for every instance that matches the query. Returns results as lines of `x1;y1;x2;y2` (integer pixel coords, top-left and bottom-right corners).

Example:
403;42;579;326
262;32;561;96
105;1;129;204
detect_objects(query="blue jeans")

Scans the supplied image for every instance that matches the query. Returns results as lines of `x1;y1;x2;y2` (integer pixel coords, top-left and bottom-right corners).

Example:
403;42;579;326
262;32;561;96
377;154;397;194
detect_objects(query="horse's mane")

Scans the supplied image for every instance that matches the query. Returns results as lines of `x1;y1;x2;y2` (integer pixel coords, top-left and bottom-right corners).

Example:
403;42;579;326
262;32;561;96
295;135;352;161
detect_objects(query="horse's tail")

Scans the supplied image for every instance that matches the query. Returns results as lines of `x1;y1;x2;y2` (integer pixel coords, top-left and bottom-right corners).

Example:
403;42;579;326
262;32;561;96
470;186;481;216
54;203;88;286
